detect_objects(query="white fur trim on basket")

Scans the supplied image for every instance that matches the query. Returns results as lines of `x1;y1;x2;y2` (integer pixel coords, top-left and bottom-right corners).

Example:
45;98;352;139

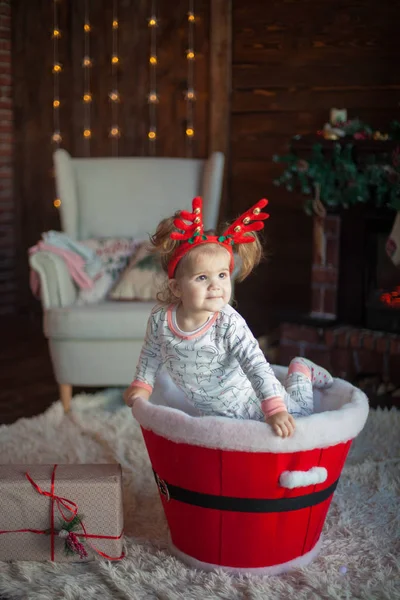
132;365;369;454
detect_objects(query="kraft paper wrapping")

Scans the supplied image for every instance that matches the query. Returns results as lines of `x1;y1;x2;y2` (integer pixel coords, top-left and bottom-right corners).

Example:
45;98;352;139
0;464;124;562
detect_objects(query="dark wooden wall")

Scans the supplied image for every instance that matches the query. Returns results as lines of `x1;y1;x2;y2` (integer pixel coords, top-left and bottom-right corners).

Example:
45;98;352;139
230;0;400;335
0;0;13;316
12;0;210;312
9;0;400;333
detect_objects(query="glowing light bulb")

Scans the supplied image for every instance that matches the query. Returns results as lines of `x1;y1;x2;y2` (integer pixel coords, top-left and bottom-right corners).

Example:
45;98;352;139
186;50;195;60
148;129;157;140
52;131;62;143
109;90;120;102
110;126;120;137
53;99;60;108
82;56;92;67
185;89;196;101
52;63;62;73
84;23;91;33
111;54;119;65
112;19;118;29
52;29;61;38
148;17;157;27
54;198;61;208
186;127;194;137
83;129;91;138
149;55;157;65
148;92;159;103
188;12;195;22
83;93;92;103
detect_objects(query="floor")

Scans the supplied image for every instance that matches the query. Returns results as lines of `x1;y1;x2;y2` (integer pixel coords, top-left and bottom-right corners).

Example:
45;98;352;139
0;314;397;427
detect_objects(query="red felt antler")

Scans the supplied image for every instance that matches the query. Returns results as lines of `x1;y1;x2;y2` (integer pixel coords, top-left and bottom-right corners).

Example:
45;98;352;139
167;196;270;278
170;197;204;241
221;199;269;244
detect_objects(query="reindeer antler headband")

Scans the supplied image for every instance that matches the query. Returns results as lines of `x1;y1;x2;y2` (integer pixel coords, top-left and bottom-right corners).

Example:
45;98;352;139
167;197;270;278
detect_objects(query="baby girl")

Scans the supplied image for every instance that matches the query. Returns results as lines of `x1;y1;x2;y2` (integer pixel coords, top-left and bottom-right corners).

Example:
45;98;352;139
124;197;332;437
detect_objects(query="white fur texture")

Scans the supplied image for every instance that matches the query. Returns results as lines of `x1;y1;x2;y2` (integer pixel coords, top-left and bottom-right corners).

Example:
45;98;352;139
0;391;398;600
279;467;328;489
132;366;369;453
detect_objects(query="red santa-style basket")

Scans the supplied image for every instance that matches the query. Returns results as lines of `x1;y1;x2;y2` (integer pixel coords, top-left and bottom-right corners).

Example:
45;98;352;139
132;366;369;575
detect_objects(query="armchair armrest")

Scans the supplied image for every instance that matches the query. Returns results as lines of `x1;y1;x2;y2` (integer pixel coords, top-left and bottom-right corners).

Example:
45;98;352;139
29;251;77;309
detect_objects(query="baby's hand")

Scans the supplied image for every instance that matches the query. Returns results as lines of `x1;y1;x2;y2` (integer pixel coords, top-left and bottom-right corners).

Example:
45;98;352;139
266;411;295;438
123;385;151;407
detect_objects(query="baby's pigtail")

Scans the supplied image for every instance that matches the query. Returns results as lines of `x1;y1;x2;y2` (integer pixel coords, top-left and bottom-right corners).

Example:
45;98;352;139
150;212;181;274
233;231;264;282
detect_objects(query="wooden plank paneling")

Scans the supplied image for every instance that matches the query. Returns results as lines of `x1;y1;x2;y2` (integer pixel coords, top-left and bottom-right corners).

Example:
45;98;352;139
12;0;211;313
0;0;15;315
208;7;231;154
209;0;232;219
233;61;398;89
12;0;63;312
230;0;400;333
232;87;400;113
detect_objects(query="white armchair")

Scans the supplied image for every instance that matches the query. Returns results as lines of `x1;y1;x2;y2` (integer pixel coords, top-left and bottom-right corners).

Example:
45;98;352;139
30;149;225;412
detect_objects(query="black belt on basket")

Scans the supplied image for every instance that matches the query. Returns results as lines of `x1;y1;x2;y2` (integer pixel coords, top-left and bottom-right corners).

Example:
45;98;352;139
153;471;339;513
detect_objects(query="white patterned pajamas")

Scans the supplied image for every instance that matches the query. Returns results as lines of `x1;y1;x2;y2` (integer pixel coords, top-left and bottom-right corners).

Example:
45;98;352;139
132;303;316;421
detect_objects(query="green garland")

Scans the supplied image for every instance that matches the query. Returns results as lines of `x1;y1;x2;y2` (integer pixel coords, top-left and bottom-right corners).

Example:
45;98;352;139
273;142;400;214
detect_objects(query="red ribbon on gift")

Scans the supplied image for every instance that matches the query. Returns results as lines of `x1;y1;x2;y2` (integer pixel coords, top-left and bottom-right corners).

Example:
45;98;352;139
0;464;125;561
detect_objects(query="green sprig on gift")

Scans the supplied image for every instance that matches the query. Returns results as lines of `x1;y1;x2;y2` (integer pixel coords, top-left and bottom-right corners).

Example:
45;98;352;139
273;142;400;214
45;513;88;559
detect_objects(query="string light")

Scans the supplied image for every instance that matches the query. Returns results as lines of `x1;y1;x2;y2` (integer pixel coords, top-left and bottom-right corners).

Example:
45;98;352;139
184;88;196;101
148;92;159;104
109;90;120;102
82;0;92;154
185;0;196;155
110;0;120;155
148;0;157;154
110;126;121;138
52;0;62;209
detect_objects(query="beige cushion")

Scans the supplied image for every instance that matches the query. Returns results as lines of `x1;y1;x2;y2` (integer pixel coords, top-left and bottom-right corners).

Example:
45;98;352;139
44;301;155;340
77;237;143;305
109;243;167;301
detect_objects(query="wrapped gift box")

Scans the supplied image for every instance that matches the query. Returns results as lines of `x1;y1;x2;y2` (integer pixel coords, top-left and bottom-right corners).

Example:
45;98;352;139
0;464;124;562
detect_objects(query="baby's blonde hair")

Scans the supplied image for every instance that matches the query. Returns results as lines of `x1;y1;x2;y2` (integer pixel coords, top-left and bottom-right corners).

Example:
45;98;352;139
150;211;264;304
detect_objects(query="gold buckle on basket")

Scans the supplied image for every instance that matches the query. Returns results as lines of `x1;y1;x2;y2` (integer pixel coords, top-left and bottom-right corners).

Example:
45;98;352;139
154;472;170;502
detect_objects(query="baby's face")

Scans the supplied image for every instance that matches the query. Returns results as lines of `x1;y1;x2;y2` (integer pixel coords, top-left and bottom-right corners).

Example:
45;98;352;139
172;247;232;316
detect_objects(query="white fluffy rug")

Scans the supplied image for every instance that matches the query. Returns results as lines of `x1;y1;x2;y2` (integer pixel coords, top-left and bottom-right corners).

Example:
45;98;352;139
0;391;399;600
